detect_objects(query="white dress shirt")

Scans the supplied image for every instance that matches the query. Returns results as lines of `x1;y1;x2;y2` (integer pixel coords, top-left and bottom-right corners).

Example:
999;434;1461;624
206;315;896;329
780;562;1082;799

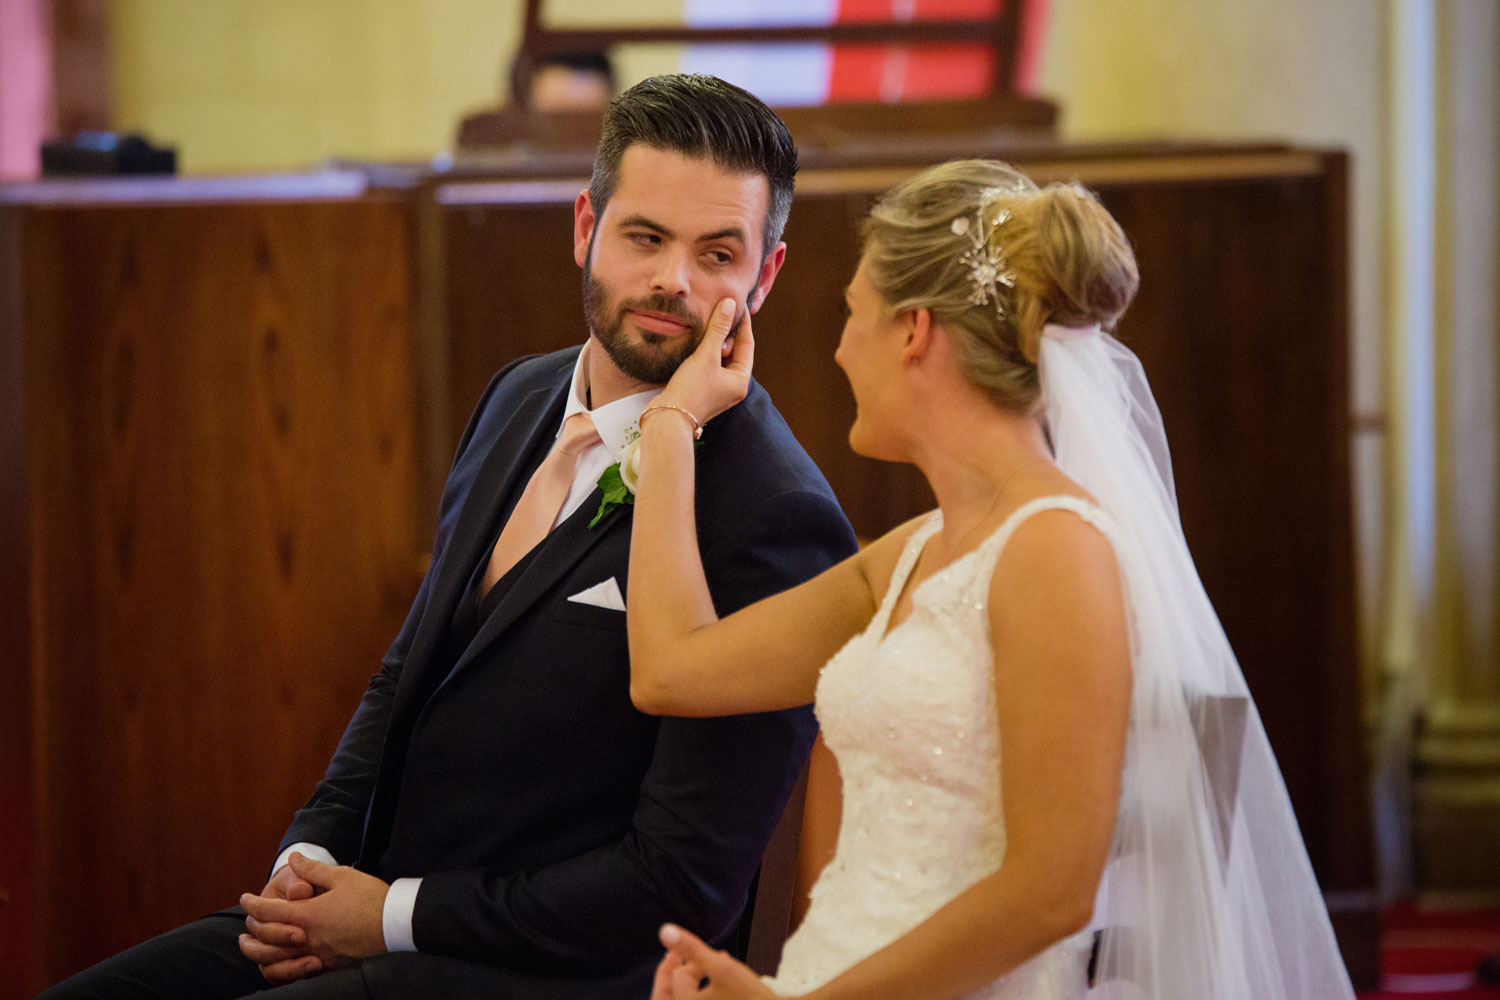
273;343;659;953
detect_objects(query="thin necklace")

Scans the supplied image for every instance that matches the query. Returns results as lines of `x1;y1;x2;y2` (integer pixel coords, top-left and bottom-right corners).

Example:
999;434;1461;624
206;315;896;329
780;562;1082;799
893;457;1052;619
944;457;1051;559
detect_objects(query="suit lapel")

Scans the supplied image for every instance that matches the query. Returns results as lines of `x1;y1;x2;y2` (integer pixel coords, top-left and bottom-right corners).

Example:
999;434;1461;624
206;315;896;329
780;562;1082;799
401;370;570;699
443;486;631;687
360;363;575;870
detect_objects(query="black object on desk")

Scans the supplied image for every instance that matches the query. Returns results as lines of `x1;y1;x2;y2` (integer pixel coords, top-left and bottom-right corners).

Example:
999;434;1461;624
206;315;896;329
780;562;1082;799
41;131;177;176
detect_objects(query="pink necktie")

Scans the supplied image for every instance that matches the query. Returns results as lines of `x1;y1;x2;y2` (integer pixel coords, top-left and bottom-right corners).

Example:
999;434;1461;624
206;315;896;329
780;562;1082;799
482;412;601;593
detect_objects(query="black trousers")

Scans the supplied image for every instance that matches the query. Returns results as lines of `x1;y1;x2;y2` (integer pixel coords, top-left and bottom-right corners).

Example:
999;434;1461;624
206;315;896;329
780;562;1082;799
34;911;368;1000
34;909;656;1000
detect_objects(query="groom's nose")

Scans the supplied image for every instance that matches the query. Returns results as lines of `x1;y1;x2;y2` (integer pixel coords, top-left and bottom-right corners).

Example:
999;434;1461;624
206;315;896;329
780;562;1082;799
649;248;692;300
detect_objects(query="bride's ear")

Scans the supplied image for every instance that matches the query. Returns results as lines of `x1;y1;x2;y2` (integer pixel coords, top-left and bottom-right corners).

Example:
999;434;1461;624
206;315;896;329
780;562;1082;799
899;307;936;369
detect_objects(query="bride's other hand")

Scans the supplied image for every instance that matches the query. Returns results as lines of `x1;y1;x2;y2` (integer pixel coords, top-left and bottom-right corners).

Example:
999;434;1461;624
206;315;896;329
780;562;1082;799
650;949;682;999
656;924;785;1000
655;298;754;425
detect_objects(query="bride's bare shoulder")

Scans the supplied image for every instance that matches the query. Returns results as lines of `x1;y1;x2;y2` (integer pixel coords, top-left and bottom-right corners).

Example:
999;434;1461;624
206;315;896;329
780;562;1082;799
987;499;1127;639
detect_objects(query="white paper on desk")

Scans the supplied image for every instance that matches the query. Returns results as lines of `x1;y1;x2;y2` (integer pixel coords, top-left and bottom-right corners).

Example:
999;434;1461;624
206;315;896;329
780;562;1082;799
566;577;626;611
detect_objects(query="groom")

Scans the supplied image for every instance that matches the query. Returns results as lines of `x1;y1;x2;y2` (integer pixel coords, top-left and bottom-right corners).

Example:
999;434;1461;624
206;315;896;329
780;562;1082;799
37;75;856;1000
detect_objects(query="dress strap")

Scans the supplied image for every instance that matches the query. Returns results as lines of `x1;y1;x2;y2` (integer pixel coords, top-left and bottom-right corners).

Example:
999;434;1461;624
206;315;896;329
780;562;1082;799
870;511;944;634
966;495;1118;597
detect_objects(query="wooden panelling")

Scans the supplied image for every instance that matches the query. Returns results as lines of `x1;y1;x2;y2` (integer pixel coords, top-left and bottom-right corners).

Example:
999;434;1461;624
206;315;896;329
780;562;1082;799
0;190;424;996
1094;165;1363;891
440;196;585;451
0;190;44;997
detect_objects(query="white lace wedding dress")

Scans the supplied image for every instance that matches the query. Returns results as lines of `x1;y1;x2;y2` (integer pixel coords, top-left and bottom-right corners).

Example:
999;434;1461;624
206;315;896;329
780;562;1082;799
762;496;1110;1000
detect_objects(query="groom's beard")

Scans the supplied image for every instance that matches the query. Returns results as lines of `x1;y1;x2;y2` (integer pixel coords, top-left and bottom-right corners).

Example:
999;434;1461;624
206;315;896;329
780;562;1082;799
582;260;705;386
581;238;758;386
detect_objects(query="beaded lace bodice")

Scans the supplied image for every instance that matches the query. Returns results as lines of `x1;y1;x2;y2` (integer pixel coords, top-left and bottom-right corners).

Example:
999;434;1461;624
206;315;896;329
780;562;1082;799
763;496;1112;999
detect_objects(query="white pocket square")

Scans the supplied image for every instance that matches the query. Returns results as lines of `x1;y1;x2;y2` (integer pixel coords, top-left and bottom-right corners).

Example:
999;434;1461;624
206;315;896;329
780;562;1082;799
566;577;626;612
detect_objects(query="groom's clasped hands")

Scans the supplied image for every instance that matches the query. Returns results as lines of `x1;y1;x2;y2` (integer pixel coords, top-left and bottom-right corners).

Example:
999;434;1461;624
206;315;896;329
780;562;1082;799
236;851;390;984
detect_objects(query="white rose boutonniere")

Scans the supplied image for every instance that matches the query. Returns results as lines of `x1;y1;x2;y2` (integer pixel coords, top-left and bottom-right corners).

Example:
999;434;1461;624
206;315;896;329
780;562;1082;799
589;418;703;529
617;433;643;494
589;426;642;529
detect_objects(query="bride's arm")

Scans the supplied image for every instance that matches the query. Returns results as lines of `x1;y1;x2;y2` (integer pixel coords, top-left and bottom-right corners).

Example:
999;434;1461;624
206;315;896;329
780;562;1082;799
656;508;1132;999
628;299;889;718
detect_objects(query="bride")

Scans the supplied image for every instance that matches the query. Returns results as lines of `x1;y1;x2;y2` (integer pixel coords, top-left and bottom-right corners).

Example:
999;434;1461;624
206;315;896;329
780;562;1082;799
623;160;1354;1000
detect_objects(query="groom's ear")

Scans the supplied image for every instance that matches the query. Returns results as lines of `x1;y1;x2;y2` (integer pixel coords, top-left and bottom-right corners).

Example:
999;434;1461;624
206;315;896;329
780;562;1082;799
573;189;597;269
748;242;786;315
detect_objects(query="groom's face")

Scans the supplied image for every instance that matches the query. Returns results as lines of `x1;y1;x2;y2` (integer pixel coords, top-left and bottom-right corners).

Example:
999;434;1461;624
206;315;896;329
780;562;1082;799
573;145;786;385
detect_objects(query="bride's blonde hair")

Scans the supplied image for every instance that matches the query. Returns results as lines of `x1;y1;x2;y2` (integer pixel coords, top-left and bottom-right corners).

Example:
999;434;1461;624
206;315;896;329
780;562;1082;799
861;159;1140;412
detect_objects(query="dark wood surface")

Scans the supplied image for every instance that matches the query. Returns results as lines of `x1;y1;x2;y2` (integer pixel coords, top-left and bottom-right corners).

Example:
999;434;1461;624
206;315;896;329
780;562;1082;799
0;198;42;996
0;187;425;997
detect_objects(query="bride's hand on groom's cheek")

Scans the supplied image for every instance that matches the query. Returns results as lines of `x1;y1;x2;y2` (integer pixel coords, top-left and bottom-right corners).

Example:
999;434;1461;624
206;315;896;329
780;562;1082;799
658;298;755;425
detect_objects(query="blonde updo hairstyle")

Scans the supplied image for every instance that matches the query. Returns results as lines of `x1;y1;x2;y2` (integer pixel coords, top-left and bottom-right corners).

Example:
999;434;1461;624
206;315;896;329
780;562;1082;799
861;160;1140;412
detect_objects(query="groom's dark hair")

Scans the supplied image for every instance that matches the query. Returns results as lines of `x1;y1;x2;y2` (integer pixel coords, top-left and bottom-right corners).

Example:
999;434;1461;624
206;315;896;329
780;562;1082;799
589;74;798;259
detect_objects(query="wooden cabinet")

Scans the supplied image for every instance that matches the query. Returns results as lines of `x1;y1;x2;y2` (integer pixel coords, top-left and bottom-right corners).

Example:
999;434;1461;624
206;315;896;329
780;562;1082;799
0;177;425;996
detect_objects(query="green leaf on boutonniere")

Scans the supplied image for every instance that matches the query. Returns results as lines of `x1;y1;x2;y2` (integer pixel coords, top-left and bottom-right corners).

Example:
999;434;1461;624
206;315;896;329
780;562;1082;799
589;462;634;529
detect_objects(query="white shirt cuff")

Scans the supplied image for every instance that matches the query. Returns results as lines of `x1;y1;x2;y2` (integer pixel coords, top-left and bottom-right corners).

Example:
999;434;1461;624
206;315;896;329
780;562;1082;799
382;877;422;952
271;842;337;878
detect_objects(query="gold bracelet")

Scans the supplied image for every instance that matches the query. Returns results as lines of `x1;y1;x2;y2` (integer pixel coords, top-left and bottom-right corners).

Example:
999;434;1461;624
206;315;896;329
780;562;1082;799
640;404;703;440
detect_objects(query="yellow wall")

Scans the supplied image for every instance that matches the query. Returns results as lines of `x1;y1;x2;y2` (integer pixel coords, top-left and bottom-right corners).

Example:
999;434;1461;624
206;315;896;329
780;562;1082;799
106;0;699;174
109;0;525;172
1041;0;1383;402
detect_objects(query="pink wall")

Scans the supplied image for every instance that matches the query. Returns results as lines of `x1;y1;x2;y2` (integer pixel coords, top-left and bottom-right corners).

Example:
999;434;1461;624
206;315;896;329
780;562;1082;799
0;0;54;179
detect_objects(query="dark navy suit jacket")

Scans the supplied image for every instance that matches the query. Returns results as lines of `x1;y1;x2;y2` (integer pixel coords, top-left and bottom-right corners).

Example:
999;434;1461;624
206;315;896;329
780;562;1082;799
278;346;857;996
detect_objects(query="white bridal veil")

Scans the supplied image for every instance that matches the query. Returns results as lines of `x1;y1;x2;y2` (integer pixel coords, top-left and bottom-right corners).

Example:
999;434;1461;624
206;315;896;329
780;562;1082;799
1039;325;1355;1000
